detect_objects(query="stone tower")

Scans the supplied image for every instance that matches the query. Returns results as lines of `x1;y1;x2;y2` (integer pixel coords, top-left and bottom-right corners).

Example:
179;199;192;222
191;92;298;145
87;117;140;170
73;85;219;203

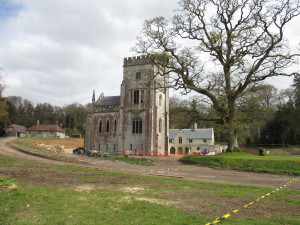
84;55;169;156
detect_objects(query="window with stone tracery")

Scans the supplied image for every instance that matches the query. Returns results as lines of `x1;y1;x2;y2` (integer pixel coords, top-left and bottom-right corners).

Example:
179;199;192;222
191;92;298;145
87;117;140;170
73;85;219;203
132;118;142;134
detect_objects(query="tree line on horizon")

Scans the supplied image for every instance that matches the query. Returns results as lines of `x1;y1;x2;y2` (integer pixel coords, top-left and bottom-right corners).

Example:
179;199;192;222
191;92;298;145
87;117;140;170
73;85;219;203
0;95;89;135
169;77;300;146
0;77;299;145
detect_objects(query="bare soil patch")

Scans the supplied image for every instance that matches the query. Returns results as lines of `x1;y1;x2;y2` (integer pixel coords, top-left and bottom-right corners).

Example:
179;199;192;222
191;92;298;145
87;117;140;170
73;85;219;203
16;138;84;154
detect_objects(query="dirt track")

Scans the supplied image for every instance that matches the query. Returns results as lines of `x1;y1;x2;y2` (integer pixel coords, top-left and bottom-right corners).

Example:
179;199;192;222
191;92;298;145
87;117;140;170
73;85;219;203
0;137;299;190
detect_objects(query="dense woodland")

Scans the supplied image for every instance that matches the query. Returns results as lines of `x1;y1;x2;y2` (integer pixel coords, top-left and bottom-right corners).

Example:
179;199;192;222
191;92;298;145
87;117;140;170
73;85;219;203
0;76;299;145
0;95;89;135
169;76;300;145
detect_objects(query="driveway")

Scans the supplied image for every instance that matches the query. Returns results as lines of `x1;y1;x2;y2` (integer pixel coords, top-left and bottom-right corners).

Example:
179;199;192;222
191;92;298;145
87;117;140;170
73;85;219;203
0;137;299;190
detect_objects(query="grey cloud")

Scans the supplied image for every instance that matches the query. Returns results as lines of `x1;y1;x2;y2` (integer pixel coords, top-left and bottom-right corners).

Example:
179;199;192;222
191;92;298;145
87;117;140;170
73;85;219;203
1;0;298;106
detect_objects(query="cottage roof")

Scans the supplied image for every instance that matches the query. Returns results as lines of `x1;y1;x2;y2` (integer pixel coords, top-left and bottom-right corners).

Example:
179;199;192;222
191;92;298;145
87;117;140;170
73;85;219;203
169;128;213;139
95;96;120;106
27;125;65;133
7;124;26;133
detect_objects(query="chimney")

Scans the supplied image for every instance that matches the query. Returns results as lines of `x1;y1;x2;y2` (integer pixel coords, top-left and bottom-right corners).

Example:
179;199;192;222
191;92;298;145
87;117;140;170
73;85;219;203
36;120;40;126
193;123;197;130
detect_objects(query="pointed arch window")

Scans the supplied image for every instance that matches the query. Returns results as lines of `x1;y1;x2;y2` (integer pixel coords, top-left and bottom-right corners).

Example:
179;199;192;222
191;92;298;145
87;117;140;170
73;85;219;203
99;120;102;133
114;119;117;133
159;118;162;133
106;120;110;133
159;94;162;107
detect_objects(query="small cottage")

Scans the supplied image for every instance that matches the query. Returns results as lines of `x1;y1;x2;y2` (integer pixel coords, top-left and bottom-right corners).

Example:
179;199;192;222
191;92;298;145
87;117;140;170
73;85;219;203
168;124;215;155
6;124;26;137
26;120;66;138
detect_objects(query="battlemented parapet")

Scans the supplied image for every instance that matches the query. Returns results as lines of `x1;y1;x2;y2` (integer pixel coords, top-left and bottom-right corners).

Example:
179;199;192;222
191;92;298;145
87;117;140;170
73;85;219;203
123;55;153;67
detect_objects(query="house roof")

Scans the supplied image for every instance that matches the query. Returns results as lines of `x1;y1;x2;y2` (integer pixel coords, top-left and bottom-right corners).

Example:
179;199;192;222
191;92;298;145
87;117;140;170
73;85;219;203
169;128;213;139
95;96;120;106
26;125;65;133
7;124;26;133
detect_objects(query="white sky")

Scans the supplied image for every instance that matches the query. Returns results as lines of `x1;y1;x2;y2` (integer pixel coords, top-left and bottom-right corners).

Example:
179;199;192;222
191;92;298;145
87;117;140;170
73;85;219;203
0;0;299;106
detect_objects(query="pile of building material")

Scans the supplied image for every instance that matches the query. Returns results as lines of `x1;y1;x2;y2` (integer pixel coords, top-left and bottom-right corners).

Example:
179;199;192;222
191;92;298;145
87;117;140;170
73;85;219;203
35;143;73;154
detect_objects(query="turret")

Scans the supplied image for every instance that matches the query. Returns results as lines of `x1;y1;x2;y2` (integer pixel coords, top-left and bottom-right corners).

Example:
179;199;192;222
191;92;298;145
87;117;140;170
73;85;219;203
92;90;95;103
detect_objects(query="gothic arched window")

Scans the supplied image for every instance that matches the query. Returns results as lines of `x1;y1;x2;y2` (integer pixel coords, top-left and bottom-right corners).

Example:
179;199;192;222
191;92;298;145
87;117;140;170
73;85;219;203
114;119;117;133
99;120;102;133
159;118;162;133
106;120;110;133
159;94;162;107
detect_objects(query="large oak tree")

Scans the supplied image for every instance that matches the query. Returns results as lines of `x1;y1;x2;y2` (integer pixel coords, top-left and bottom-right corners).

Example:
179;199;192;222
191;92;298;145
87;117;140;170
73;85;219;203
133;0;300;151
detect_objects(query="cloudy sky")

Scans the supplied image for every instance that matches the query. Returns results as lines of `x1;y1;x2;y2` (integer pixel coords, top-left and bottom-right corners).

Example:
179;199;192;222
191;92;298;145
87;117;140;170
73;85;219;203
0;0;299;106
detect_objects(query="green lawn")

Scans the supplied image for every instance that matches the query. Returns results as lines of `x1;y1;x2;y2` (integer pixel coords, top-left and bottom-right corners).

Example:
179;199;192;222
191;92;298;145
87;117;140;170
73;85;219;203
180;152;300;175
1;154;300;225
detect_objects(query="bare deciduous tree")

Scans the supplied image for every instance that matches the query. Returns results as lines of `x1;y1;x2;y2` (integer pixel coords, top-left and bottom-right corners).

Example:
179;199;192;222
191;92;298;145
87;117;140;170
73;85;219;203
133;0;300;151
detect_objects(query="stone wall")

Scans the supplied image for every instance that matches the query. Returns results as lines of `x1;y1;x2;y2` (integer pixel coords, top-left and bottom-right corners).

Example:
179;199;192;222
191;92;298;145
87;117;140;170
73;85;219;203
26;131;65;138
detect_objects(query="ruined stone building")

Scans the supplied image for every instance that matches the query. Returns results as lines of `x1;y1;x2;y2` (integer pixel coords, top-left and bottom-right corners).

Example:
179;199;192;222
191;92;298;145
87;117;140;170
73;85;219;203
84;55;169;155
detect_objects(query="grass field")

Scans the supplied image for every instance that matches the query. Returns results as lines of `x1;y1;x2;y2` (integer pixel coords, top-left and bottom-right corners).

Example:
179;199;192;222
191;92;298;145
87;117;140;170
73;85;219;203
1;138;300;224
1;152;300;225
180;152;300;175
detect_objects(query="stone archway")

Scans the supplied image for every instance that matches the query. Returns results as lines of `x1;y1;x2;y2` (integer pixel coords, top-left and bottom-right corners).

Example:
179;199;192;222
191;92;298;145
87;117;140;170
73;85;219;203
178;147;183;155
170;147;176;154
185;147;189;155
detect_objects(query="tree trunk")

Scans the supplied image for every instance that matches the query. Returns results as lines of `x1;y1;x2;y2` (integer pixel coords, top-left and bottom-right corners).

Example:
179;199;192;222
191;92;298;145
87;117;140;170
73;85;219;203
226;125;239;152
